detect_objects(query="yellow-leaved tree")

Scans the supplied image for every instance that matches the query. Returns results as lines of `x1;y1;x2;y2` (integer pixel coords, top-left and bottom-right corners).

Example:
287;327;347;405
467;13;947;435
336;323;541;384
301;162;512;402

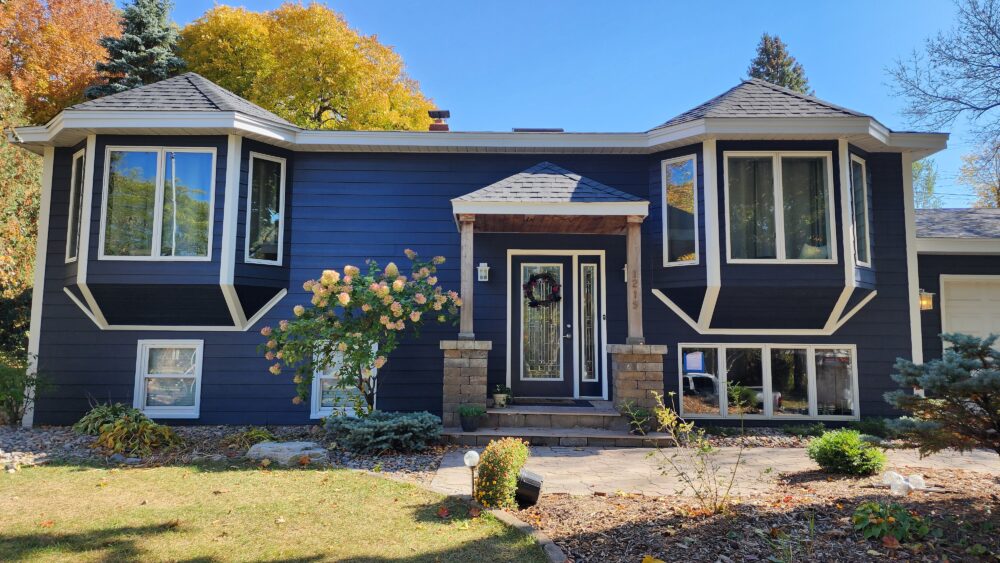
178;2;433;131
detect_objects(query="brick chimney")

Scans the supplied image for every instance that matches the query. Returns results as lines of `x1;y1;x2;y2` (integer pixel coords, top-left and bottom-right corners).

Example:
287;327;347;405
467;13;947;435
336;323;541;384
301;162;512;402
428;110;450;132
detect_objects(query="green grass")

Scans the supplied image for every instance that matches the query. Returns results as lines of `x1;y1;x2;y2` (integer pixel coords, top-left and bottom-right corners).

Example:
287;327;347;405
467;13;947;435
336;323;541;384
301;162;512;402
0;463;547;562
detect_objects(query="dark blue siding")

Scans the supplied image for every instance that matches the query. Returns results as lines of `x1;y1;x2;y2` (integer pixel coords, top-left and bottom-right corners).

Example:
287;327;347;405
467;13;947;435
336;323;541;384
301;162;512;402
918;254;1000;361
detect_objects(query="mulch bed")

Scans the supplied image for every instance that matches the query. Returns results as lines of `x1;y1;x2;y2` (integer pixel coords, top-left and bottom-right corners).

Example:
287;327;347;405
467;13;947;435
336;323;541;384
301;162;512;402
517;467;1000;562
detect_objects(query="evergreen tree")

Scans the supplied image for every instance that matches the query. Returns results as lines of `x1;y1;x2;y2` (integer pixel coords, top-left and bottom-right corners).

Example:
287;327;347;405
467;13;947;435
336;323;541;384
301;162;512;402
747;33;812;94
85;0;183;98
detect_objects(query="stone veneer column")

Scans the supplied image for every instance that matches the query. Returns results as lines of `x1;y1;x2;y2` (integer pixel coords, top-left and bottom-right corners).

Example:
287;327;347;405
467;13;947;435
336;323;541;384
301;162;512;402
440;340;492;427
608;344;668;410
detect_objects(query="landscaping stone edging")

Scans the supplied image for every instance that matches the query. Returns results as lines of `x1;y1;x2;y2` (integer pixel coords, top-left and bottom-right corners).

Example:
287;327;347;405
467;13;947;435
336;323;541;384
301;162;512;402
488;508;568;563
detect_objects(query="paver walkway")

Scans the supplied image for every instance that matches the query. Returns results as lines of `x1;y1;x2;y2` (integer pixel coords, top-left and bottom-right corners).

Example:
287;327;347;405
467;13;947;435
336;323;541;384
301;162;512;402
430;446;1000;497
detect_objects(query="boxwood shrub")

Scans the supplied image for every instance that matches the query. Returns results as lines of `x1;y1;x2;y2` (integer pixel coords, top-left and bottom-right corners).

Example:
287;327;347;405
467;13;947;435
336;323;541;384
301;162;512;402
324;410;441;454
807;429;886;475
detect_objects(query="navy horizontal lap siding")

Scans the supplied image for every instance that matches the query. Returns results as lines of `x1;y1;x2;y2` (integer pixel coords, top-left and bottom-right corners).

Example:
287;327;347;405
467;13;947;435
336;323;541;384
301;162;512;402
917;254;1000;362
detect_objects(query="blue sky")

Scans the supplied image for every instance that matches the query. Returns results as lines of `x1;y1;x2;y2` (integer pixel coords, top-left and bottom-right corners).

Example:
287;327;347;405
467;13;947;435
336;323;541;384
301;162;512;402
162;0;975;206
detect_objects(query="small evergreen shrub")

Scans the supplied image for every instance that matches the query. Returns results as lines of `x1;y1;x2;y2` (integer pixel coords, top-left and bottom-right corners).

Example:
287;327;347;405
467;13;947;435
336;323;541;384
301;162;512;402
807;429;886;475
474;437;530;509
73;402;145;435
325;410;441;454
849;417;898;439
783;422;826;438
853;501;930;542
94;413;181;457
222;427;276;450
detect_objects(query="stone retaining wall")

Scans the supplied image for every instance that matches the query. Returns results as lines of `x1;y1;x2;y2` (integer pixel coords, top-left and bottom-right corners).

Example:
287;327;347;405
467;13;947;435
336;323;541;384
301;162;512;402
440;340;492;427
608;343;667;410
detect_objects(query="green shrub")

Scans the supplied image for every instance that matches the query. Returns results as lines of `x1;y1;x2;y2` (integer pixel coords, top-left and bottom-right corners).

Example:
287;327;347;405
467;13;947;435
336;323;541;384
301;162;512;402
73;402;145;435
849;417;898;439
807;429;886;475
618;401;654;434
457;404;486;418
783;422;826;438
94;414;181;457
474;437;529;509
853;501;930;542
324;410;441;454
222;427;276;450
0;363;48;426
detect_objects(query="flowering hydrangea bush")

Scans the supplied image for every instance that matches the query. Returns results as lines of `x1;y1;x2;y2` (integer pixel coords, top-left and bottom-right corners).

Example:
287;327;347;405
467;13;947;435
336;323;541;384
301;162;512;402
259;250;461;414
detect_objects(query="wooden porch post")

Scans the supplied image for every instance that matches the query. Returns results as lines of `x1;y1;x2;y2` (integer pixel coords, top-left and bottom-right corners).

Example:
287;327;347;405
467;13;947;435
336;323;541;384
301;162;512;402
458;214;475;340
626;215;645;344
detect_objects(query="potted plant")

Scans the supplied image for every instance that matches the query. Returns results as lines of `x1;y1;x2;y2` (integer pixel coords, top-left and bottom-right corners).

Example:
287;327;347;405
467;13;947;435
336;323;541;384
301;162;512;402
457;404;486;432
492;385;512;408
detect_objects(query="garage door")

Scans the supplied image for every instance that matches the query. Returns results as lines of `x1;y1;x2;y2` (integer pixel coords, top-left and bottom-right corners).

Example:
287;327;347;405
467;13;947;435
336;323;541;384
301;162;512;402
942;278;1000;344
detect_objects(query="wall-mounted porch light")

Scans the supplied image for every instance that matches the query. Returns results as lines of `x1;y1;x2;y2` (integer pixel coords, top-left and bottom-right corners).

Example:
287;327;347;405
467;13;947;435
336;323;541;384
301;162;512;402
477;262;490;282
919;289;935;311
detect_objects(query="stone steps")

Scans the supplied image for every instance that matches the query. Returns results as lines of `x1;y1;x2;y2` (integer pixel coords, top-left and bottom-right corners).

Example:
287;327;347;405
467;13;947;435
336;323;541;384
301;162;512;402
442;426;671;447
485;407;629;431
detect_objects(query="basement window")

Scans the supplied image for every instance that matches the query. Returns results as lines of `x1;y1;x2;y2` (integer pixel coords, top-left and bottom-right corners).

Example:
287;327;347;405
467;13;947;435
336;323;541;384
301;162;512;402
134;340;203;418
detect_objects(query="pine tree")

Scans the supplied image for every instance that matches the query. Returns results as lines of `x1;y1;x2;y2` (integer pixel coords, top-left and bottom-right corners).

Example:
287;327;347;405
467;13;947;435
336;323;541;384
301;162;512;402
747;33;812;94
85;0;184;98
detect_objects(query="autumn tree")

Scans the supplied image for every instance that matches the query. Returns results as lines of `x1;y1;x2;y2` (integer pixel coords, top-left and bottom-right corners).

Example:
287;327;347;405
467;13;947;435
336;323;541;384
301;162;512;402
747;33;812;94
179;2;433;131
959;144;1000;208
86;0;184;98
912;158;943;209
0;0;120;123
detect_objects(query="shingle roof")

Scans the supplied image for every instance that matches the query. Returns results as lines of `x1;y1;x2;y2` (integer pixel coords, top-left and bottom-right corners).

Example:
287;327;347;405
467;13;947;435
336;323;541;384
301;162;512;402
69;73;294;127
652;78;868;130
916;208;1000;239
455;162;644;203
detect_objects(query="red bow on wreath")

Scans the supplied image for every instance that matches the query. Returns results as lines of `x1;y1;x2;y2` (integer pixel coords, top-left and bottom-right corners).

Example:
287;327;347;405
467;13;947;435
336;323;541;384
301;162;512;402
523;272;562;308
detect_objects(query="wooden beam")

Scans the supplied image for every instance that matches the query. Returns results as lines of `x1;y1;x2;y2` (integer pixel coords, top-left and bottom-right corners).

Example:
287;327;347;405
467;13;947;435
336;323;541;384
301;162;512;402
458;215;475;340
626;216;644;344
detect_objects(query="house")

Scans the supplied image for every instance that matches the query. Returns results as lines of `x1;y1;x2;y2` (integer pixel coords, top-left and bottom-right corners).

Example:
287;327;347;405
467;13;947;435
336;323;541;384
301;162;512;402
13;72;998;435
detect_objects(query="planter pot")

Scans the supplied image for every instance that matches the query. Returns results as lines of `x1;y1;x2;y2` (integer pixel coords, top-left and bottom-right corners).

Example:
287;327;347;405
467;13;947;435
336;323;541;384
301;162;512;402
493;393;508;408
460;414;481;432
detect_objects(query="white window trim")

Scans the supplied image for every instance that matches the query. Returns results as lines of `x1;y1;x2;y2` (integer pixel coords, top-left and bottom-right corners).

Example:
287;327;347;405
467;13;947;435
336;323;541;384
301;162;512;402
722;151;838;264
677;343;860;421
65;149;86;263
244;151;287;266
133;339;203;419
849;154;872;268
309;349;378;419
519;262;565;382
98;146;217;261
661;154;700;267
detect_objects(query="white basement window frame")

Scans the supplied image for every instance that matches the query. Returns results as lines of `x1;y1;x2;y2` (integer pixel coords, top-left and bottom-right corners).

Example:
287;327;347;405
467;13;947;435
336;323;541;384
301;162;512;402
244;151;287;266
133;339;204;419
661;154;699;267
310;347;377;419
849;154;872;268
97;146;217;261
65;148;86;263
723;151;838;264
676;343;860;420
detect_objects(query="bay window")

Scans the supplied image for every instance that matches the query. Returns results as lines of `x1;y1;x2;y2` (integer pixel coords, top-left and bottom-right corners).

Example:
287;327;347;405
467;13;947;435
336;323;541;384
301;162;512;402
850;155;871;266
134;340;203;418
661;155;698;265
65;150;86;262
100;147;215;259
678;343;858;419
725;152;835;262
245;152;286;265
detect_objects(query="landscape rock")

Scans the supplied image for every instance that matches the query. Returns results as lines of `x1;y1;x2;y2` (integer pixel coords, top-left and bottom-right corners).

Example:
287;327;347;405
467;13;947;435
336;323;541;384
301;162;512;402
246;441;328;466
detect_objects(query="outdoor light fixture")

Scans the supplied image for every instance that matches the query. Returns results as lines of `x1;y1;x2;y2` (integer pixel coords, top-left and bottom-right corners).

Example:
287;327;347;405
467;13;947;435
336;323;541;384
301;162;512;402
477;262;490;282
463;450;480;496
919;289;935;311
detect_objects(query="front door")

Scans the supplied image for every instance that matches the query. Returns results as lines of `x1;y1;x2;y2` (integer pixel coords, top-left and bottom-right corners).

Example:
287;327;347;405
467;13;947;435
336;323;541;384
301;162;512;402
510;254;605;398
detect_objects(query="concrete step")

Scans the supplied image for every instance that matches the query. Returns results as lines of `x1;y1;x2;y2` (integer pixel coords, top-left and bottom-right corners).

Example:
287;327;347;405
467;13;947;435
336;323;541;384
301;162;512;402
442;426;670;447
486;407;629;431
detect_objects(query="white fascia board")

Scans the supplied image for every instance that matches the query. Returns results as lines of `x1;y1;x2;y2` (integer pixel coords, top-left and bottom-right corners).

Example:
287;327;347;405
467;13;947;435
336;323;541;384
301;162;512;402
916;238;1000;255
451;200;649;217
294;129;649;151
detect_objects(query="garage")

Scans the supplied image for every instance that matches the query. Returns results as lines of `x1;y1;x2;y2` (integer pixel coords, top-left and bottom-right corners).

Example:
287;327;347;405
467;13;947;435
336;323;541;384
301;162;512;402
941;277;1000;343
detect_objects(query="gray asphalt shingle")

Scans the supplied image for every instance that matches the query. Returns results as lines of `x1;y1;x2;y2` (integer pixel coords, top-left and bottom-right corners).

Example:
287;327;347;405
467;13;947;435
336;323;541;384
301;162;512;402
69;73;294;127
652;78;867;130
916;208;1000;239
455;162;644;203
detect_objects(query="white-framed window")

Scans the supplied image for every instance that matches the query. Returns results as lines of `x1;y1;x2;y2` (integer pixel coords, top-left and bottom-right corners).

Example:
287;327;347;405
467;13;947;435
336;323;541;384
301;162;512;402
244;152;286;265
723;151;837;263
98;146;216;260
310;347;377;418
65;149;86;263
133;340;203;418
661;154;699;266
849;154;872;267
677;343;858;419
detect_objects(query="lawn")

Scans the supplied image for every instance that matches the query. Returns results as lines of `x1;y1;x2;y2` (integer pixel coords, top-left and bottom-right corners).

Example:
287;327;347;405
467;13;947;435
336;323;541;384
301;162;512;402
0;463;548;562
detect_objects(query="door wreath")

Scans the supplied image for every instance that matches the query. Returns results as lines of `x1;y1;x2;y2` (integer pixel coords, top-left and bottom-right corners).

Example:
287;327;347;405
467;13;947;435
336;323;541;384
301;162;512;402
523;272;562;308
